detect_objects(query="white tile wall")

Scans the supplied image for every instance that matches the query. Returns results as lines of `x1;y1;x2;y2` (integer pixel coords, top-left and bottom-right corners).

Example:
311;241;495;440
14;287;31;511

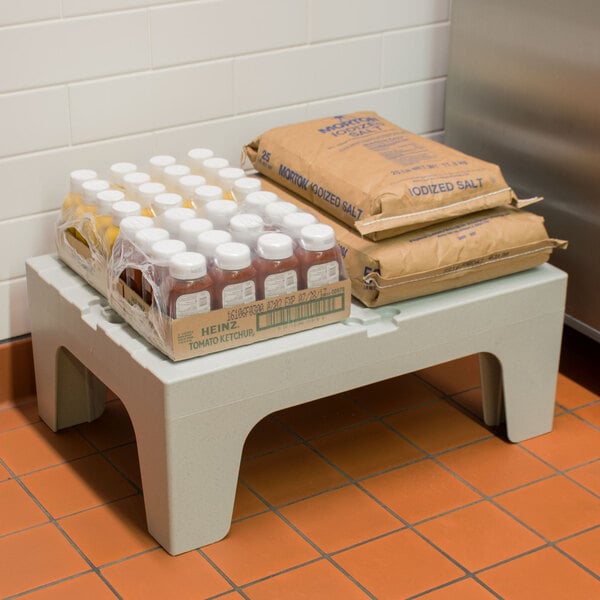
0;133;156;220
0;87;70;158
0;11;150;93
383;23;451;86
150;0;308;68
0;0;61;27
0;213;58;281
234;37;381;114
307;79;446;135
309;0;450;41
69;60;234;143
0;0;451;340
62;0;183;17
154;105;309;166
62;0;155;18
0;279;30;340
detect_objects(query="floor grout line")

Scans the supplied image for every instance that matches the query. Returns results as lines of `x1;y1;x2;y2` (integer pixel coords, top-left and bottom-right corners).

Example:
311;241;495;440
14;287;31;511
0;457;124;599
265;387;600;593
1;354;599;597
236;479;379;600
406;575;505;600
196;546;255;600
3;570;120;600
270;409;480;587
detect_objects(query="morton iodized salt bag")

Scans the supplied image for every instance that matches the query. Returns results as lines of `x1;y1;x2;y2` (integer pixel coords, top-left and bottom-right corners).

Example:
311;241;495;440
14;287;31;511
244;111;539;240
257;177;567;307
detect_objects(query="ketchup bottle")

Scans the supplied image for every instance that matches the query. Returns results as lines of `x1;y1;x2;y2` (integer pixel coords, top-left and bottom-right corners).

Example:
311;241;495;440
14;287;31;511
212;242;257;309
296;224;343;289
166;252;214;318
254;233;299;299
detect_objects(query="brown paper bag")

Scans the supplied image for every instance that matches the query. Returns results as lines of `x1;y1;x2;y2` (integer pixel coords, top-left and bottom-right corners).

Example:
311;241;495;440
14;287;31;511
258;178;567;307
245;111;539;240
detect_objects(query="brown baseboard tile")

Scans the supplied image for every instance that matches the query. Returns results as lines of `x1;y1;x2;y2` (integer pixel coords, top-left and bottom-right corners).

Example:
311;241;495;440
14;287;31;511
0;336;36;406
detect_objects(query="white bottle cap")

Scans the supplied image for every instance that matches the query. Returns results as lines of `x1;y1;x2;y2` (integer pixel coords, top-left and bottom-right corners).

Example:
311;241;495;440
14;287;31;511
257;233;294;261
161;207;197;237
300;223;336;251
215;242;251;271
232;176;262;201
196;229;232;259
138;182;166;208
178;218;213;249
96;189;125;214
119;216;155;242
282;211;318;238
194;185;223;206
204;199;238;229
109;162;137;186
82;179;110;205
169;251;208;280
264;201;299;226
149;155;176;180
152;192;184;215
178;174;207;198
229;213;264;246
135;227;170;254
123;172;151;197
70;169;98;195
111;200;142;226
187;148;214;171
244;191;279;215
202;157;229;184
163;164;191;189
217;167;245;191
150;239;187;266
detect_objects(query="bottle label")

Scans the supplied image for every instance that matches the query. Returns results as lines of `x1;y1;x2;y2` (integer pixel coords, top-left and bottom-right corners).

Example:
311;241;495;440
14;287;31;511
175;290;211;318
222;280;256;307
264;270;298;298
307;261;339;288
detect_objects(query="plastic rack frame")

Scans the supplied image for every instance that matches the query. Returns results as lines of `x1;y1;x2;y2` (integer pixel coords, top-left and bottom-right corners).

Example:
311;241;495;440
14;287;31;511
26;254;567;555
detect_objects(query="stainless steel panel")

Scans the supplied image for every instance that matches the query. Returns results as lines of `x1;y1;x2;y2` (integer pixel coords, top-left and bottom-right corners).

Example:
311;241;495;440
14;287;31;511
445;0;600;340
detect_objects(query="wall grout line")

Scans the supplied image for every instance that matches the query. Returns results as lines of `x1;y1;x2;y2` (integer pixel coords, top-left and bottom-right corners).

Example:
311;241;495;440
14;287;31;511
0;78;445;164
0;25;446;96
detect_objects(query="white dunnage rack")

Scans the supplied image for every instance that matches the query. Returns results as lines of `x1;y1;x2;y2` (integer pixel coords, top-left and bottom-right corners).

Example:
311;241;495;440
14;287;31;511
26;255;567;555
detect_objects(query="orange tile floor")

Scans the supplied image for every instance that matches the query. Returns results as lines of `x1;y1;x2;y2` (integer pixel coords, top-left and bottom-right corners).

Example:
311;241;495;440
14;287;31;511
1;328;599;599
